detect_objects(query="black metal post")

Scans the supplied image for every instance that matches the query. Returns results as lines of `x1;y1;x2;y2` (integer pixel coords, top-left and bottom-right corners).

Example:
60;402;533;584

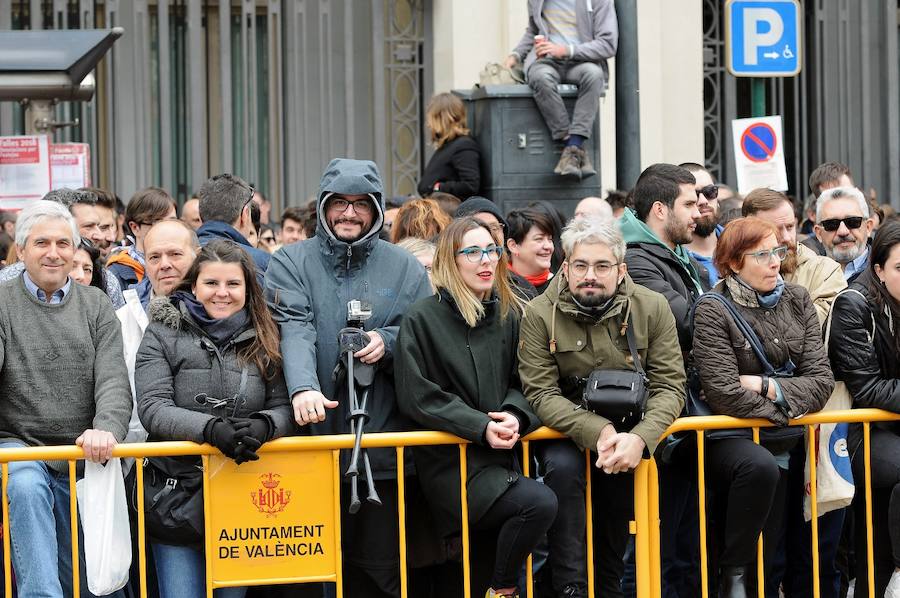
614;0;641;190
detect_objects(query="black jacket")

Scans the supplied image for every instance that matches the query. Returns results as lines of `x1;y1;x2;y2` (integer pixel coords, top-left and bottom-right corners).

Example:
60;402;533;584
417;136;481;199
827;269;900;452
396;291;538;537
624;242;703;352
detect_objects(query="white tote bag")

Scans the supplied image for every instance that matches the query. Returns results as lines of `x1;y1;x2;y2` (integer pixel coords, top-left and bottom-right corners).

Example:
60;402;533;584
803;289;872;521
76;458;133;595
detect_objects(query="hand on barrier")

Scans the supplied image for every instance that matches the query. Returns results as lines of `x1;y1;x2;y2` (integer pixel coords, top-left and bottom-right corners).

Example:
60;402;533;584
486;420;520;450
487;411;520;437
292;390;339;426
596;432;645;475
231;417;272;464
76;428;117;463
353;330;385;364
204;418;250;461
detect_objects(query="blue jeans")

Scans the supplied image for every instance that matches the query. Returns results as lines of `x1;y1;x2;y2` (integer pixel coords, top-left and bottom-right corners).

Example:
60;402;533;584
152;542;247;598
2;440;98;598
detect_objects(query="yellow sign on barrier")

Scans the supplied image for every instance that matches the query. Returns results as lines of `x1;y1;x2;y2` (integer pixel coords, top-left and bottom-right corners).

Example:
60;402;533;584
204;450;342;588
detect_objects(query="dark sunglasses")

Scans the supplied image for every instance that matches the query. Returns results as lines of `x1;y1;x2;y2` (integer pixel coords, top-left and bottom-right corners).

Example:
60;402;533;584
696;184;719;201
819;216;864;232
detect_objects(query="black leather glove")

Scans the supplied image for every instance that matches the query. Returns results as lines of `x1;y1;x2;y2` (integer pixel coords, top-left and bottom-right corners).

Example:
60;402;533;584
204;418;256;462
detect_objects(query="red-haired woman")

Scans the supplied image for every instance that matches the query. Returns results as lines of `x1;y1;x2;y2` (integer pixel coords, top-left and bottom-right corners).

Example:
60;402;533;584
692;217;833;598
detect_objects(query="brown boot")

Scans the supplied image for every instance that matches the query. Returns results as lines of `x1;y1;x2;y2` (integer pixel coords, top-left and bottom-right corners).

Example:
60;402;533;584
580;146;597;177
554;146;582;178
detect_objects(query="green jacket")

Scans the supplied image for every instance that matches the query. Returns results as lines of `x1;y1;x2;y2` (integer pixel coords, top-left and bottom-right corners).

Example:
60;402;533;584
518;274;686;454
396;291;539;537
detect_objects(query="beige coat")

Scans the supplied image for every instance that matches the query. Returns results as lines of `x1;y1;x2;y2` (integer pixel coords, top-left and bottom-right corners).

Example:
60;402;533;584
785;243;846;325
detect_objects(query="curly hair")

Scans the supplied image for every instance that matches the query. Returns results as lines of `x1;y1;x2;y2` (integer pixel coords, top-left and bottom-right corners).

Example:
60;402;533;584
390;199;451;243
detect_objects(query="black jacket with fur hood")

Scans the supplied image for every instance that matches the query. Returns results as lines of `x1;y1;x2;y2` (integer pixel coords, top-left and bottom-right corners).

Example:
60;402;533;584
134;296;293;443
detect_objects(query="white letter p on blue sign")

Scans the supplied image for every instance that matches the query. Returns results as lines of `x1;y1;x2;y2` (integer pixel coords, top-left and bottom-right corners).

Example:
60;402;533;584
743;8;783;66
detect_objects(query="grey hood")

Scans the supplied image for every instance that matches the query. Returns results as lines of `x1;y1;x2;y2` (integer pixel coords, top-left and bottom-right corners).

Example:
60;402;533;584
315;158;386;253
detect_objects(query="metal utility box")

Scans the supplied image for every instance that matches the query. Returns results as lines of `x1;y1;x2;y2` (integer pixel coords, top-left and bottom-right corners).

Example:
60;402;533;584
454;84;602;218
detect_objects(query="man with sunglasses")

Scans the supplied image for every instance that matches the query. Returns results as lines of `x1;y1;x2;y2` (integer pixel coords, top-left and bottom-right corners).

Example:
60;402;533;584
195;173;271;279
266;158;431;597
681;162;723;288
814;186;874;283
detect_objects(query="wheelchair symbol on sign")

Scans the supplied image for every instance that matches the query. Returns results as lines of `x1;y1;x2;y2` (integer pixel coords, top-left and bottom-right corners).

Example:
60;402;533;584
782;44;794;59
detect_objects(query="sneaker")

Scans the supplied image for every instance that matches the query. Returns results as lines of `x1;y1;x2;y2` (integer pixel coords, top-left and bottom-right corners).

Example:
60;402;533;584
580;146;597;177
887;570;900;597
554;146;582;178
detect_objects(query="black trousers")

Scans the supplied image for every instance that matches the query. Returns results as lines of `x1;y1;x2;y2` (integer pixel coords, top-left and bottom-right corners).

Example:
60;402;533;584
705;438;787;575
537;439;634;598
851;428;900;597
474;476;557;590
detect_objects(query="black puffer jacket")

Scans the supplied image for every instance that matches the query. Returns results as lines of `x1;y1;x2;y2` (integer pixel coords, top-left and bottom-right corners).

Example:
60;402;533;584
827;269;900;453
692;281;834;447
135;297;294;443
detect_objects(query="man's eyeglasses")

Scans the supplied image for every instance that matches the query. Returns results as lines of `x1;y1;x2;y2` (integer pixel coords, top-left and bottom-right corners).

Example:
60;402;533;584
457;245;503;263
745;246;788;265
328;197;374;216
818;216;865;232
568;261;619;277
696;185;719;201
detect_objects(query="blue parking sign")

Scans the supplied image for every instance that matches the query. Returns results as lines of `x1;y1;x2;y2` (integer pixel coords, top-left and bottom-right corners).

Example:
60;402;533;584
726;0;802;77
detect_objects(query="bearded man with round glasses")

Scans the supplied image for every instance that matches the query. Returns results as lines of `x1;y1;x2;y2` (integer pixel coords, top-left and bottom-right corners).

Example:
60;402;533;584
814;186;874;283
519;217;684;598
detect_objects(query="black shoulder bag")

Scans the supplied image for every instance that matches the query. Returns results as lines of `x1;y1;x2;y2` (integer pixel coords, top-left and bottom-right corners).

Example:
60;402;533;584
581;315;648;430
131;365;251;545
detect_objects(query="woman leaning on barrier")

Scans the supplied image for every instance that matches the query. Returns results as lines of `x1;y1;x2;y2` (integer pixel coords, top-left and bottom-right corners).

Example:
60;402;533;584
827;220;900;597
395;217;558;598
691;217;833;598
134;240;293;598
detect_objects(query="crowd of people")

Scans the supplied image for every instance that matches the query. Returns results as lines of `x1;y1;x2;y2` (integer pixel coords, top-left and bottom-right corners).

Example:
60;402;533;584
0;155;897;598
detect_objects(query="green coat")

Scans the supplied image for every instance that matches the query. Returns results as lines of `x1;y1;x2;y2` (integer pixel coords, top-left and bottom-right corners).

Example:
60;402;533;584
518;274;686;454
396;291;539;537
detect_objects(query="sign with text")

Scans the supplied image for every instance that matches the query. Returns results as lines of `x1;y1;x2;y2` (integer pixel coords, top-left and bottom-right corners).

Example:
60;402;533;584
0;135;51;210
726;0;802;77
731;115;789;194
205;450;341;588
50;143;91;190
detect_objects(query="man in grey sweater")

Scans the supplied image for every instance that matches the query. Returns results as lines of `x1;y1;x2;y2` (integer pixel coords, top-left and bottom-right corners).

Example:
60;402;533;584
0;200;132;597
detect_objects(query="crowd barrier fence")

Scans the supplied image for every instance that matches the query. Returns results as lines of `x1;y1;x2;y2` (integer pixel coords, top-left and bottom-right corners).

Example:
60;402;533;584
0;408;896;598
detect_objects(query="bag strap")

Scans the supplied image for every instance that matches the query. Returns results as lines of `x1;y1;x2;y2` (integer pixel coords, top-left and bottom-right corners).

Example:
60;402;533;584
693;292;778;376
623;315;646;377
824;288;875;345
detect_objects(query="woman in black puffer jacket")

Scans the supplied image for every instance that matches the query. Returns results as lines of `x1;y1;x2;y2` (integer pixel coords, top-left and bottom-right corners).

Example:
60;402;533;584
692;217;833;598
135;240;293;598
828;221;900;598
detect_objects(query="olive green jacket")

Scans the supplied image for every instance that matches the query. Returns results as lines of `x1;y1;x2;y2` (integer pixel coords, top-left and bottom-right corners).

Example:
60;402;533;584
518;274;686;454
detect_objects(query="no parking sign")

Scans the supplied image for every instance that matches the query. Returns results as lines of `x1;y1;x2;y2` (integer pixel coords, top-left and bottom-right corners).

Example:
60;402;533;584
731;116;788;194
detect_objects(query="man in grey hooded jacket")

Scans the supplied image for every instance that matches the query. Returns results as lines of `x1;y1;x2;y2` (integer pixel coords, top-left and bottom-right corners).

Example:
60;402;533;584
266;158;431;596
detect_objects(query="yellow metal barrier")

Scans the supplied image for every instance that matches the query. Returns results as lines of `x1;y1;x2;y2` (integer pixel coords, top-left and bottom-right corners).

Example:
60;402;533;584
0;427;654;598
2;409;897;598
649;408;900;598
